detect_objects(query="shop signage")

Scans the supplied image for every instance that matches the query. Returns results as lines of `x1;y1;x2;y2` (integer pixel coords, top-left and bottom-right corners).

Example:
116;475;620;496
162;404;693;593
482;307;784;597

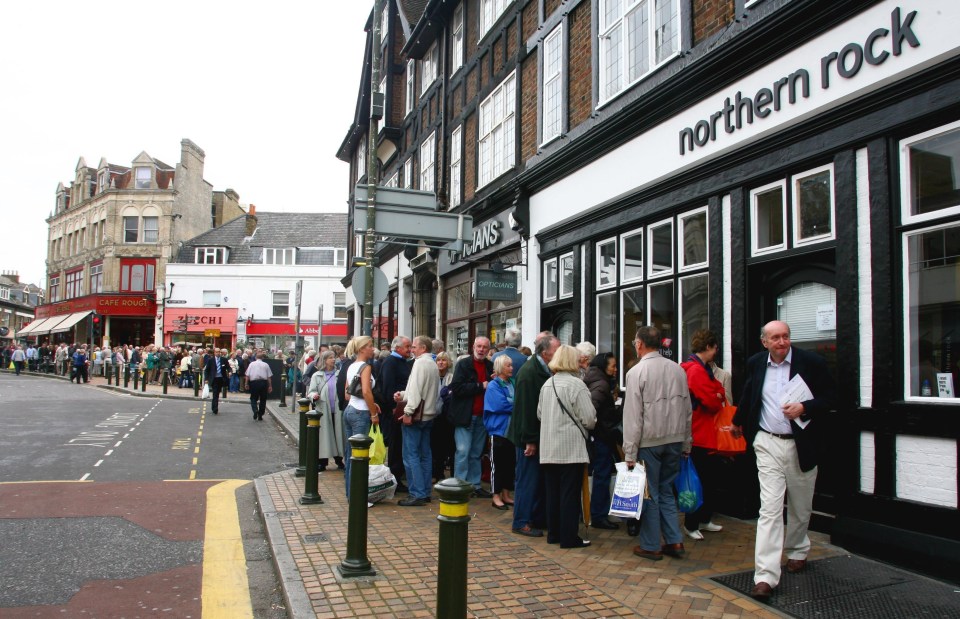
679;7;919;156
35;294;157;319
474;269;519;302
245;322;349;337
166;299;187;304
162;307;238;333
440;214;521;276
204;329;221;338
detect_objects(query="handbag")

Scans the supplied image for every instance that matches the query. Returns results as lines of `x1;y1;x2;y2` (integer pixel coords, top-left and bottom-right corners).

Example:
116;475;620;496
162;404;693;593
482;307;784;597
396;399;425;424
551;379;594;461
348;364;367;398
711;405;747;455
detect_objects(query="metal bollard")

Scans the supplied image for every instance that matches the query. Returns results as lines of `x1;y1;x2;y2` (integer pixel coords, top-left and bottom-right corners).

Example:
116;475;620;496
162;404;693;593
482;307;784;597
141;369;147;392
337;433;376;578
124;365;130;388
194;373;200;398
295;398;310;477
162;371;168;394
133;366;140;390
300;409;323;505
106;365;112;386
279;374;287;408
435;478;474;619
115;363;120;387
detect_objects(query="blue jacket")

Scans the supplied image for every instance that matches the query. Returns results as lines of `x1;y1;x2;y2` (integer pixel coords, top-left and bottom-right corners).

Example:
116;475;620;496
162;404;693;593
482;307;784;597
483;377;515;438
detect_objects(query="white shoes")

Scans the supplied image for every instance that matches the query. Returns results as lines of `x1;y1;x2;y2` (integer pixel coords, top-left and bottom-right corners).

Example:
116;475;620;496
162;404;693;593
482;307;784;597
684;521;723;540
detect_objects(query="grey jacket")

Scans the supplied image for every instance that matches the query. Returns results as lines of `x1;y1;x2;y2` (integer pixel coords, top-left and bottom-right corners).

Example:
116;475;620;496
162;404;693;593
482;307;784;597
537;372;596;464
622;351;692;461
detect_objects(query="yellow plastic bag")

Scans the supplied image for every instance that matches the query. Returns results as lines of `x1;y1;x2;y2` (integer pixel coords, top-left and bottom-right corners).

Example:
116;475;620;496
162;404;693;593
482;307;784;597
368;424;386;466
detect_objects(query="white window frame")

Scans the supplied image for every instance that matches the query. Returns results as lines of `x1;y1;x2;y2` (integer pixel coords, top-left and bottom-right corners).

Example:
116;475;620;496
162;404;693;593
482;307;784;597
97;170;107;193
620;227;644;284
420;41;439;95
356;137;367;181
263;248;295;265
677;272;709;360
598;0;682;106
405;59;416;116
543;257;559;302
541;23;564;145
195;247;227;264
334;292;348;319
272;291;290;318
559;252;574;299
142;216;159;243
0;287;8;300
384;172;399;188
619;284;645;387
901;220;960;404
420;131;437;193
479;0;508;41
379;0;389;43
450;125;463;208
203;290;221;308
403;158;413;189
596;236;618;290
678;206;709;272
899;120;960;226
49;276;60;303
791;163;835;247
451;3;465;74
123;216;139;243
647;217;674;279
478;70;517;189
134;166;152;189
89;263;103;293
750;179;788;256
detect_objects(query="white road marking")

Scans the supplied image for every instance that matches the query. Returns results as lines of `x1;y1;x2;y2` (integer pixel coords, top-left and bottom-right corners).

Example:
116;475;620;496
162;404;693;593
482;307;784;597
114;441;122;447
80;473;90;481
93;460;103;467
104;450;113;456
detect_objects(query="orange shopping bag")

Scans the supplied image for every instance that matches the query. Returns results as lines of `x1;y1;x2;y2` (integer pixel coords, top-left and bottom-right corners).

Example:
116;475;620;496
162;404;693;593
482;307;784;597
712;405;746;456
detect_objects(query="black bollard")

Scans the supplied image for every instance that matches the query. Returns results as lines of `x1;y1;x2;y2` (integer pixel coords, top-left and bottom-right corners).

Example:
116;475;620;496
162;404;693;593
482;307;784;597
194;373;200;398
141;368;147;392
124;365;130;388
300;409;323;505
106;365;112;386
162;371;168;394
279;374;287;408
132;366;139;391
295;398;310;477
337;433;376;578
435;478;474;619
114;363;120;386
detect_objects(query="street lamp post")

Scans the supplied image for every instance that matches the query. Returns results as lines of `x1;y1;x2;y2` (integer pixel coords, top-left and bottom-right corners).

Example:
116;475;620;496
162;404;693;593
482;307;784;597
362;0;383;337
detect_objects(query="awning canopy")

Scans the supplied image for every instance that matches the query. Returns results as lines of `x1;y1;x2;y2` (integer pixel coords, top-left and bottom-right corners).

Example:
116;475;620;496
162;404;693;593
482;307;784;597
48;311;92;334
17;316;63;336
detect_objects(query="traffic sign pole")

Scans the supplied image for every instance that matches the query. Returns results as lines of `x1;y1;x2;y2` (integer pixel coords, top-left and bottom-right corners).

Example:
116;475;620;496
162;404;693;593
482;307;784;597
362;0;382;338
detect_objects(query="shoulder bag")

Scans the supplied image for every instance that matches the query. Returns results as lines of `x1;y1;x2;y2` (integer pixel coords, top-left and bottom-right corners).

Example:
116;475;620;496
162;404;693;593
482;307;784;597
551;378;594;461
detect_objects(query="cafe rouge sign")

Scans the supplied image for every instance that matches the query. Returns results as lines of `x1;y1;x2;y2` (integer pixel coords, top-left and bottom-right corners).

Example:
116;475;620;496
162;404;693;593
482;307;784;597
35;294;157;319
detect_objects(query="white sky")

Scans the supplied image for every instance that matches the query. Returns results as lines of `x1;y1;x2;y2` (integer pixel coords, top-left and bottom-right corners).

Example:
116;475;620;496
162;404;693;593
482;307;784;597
0;1;373;287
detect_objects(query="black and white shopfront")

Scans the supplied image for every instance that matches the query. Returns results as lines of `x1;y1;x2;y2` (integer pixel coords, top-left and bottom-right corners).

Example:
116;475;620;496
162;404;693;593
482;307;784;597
524;0;959;578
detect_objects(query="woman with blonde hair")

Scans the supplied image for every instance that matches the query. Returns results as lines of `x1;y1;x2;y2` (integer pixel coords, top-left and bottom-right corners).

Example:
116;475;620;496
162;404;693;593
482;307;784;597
538;345;597;548
342;336;380;497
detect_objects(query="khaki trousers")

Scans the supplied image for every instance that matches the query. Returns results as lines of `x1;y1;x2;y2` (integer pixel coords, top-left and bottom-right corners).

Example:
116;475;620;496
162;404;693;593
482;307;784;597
753;430;817;587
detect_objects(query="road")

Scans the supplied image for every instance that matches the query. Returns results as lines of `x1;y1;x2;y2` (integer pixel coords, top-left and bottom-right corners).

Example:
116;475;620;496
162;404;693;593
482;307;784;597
0;371;298;618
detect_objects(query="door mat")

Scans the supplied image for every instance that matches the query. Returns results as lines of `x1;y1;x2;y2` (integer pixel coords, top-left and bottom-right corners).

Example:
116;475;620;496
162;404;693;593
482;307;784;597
710;555;959;618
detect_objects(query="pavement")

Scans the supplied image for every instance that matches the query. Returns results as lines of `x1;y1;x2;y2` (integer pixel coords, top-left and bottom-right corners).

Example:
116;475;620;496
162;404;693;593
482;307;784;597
7;368;952;618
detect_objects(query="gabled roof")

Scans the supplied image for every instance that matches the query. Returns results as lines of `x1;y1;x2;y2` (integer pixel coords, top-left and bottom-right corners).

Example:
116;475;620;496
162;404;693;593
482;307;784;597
176;212;349;265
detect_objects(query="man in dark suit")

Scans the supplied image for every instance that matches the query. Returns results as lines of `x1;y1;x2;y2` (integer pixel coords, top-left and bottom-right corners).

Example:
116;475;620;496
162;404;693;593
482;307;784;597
733;320;834;600
204;348;232;415
379;336;413;492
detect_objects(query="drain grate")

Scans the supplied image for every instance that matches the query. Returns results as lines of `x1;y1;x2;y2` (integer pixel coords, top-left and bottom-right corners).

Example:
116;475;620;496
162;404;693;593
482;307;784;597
711;555;959;618
267;511;295;518
302;533;328;543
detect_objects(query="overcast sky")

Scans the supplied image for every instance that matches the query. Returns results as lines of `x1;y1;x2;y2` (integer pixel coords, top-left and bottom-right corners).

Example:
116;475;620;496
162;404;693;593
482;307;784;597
0;1;373;287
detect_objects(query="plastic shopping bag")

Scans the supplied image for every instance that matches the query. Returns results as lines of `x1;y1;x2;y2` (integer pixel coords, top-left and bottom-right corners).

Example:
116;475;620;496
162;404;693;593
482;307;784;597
675;457;704;514
367;464;398;503
368;424;386;466
609;461;647;520
712;405;747;455
201;383;210;399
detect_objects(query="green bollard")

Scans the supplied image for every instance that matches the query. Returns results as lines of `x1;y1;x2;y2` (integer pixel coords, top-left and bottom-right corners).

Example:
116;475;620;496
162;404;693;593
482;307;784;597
162;371;168;395
337;433;376;578
132;366;139;391
435;478;474;619
300;409;323;505
124;365;130;388
279;374;287;408
295;398;310;477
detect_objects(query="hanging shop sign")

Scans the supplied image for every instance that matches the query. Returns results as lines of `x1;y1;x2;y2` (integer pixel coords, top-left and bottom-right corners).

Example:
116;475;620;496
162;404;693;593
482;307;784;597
474;269;519;302
440;214;521;276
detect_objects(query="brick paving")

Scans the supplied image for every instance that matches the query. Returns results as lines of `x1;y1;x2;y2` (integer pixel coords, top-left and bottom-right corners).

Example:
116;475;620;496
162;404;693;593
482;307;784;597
259;403;843;619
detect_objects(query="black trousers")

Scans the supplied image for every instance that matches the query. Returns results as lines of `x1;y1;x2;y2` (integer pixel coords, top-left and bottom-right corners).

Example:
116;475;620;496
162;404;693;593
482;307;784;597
209;377;225;413
249;379;269;418
431;413;455;480
490;435;516;492
683;446;722;531
543;462;585;547
384;413;405;481
73;365;88;383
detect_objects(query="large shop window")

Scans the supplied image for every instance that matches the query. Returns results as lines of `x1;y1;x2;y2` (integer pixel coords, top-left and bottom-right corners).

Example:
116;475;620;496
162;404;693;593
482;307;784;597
120;259;155;293
598;0;680;104
445;282;471;356
904;222;959;401
901;120;960;225
588;207;710;384
750;164;835;257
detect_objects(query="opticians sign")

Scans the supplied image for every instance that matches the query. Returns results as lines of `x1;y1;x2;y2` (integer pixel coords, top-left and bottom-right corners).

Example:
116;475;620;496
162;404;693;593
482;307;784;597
474;269;519;302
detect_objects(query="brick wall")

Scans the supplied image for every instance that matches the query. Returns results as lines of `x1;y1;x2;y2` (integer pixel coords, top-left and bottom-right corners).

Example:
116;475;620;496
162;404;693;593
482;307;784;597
895;435;958;508
521;1;537;43
506;19;517;58
520;51;539;162
464;112;477;203
546;0;562;18
693;0;734;45
493;33;505;74
568;1;592;130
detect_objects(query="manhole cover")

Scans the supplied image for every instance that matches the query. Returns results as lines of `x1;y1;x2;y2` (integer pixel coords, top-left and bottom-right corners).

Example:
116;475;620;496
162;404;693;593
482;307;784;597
302;533;328;543
267;511;295;518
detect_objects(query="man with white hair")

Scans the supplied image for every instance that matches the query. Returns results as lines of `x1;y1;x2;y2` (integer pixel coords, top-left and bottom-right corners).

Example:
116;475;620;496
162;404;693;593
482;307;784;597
492;328;527;375
379;335;413;492
449;336;494;497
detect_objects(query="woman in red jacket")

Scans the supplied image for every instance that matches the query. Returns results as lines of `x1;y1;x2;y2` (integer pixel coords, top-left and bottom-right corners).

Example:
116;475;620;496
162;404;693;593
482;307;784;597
680;329;727;540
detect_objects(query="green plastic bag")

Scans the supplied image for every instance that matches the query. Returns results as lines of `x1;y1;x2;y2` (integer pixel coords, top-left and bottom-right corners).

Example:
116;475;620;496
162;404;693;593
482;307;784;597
368;424;386;466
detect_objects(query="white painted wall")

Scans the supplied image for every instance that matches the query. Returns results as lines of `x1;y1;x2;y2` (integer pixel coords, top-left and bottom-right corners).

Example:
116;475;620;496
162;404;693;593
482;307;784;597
860;431;875;494
856;148;874;408
895;435;958;508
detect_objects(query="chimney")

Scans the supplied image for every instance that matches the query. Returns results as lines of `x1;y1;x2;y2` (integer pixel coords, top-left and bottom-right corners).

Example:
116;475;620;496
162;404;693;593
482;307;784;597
2;270;19;283
245;204;258;236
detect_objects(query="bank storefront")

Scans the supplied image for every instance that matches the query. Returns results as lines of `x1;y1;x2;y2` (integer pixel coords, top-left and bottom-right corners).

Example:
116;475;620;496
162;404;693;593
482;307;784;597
26;294;157;347
524;0;959;579
438;212;523;357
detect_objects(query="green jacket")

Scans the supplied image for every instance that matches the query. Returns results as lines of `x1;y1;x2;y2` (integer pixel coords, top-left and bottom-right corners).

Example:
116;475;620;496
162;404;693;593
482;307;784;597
507;355;551;447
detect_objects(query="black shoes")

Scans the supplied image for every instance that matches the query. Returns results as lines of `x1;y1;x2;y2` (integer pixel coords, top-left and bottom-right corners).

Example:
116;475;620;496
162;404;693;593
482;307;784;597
398;497;429;506
395;482;409;494
591;519;620;530
626;519;640;536
472;488;493;499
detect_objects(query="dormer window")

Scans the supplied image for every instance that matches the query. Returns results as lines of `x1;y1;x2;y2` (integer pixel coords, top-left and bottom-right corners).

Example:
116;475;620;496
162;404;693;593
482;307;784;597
263;248;295;265
420;42;439;95
195;247;228;264
135;166;152;189
97;170;108;193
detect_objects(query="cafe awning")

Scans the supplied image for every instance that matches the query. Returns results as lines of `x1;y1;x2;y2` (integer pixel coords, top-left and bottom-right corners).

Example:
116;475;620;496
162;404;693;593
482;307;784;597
17;316;63;336
48;311;92;334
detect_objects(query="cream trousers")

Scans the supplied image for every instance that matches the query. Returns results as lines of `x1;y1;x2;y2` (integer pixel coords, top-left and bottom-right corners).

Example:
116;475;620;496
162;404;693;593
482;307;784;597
753;430;817;587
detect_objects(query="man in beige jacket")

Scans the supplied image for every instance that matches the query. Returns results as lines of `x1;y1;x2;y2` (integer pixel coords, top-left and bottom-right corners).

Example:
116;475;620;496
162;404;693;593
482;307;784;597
393;335;440;506
622;325;692;561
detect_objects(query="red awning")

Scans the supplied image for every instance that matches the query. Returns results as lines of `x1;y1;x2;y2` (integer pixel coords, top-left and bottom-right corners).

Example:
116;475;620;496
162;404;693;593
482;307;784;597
245;322;348;337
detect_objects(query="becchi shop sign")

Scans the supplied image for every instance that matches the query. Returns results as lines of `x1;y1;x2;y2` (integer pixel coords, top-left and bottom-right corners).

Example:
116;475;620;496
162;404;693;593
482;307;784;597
474;269;519;302
162;308;238;333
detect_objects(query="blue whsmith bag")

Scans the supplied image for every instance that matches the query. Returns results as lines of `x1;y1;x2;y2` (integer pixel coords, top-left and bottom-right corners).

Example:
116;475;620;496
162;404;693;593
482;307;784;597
675;457;704;514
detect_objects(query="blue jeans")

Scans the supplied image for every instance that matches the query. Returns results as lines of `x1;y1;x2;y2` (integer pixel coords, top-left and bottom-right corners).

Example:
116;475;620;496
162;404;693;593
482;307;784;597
454;415;486;489
590;439;616;522
512;446;545;530
637;442;683;551
342;405;372;498
402;419;434;500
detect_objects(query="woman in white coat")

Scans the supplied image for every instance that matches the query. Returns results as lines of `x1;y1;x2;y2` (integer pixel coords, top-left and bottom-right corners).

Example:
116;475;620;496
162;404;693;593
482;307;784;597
307;351;345;471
